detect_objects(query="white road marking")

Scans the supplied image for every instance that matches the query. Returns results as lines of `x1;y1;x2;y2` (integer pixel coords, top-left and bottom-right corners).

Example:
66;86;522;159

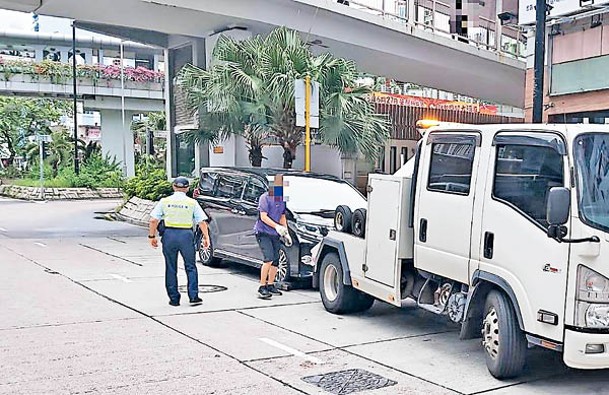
0;227;7;232
110;274;132;283
34;242;47;247
259;337;324;364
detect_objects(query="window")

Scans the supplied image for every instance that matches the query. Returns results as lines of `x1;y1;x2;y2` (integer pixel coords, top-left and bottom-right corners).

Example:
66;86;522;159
427;142;475;194
390;146;397;174
215;175;246;199
198;172;218;195
243;177;267;203
401;147;408;164
493;144;564;228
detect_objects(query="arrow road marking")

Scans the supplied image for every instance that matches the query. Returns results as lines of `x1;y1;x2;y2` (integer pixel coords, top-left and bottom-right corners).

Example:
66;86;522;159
259;337;324;364
110;274;132;283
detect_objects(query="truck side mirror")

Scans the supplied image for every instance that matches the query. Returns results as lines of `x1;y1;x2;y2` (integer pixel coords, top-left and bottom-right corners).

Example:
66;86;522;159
547;187;570;239
547;187;570;226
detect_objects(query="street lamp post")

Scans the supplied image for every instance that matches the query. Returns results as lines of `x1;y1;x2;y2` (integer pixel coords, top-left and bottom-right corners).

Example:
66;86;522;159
72;21;79;174
532;0;547;123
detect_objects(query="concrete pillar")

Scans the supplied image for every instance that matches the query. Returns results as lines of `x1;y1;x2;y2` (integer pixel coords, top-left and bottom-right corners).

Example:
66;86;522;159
60;48;70;63
33;45;44;62
99;109;136;177
153;53;160;71
98;49;104;65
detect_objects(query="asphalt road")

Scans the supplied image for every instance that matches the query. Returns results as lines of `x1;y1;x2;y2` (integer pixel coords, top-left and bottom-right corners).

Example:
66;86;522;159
2;198;609;394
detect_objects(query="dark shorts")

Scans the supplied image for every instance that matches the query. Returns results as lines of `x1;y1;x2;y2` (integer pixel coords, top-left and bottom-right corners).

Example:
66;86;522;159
256;232;281;266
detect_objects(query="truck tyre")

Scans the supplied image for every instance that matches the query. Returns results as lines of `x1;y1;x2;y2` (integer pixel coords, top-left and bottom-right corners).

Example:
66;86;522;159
352;292;375;313
319;252;362;314
352;208;367;238
482;290;527;379
334;205;352;233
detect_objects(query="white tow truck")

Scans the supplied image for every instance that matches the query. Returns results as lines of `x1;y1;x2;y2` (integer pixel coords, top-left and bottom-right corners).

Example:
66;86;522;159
311;121;609;379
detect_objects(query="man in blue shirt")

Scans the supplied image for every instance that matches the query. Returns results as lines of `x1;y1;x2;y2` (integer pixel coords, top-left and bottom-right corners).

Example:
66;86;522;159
254;174;292;299
149;177;210;307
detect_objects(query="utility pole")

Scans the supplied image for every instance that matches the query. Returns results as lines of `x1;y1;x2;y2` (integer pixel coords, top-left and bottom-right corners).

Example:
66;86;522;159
532;0;547;123
72;21;79;174
305;75;311;173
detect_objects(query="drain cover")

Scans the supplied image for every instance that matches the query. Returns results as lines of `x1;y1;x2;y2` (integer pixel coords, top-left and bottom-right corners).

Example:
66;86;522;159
302;369;396;394
178;284;227;294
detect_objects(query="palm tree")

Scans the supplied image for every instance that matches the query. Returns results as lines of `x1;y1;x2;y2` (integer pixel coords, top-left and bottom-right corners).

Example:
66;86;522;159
25;129;78;177
178;27;390;169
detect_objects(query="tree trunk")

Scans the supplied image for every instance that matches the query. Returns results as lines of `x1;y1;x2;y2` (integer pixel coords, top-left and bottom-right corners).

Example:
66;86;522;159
250;146;264;167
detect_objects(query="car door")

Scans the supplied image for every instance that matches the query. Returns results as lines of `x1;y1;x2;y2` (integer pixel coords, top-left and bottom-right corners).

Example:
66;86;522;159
414;132;482;284
205;172;247;255
240;176;269;261
477;132;569;341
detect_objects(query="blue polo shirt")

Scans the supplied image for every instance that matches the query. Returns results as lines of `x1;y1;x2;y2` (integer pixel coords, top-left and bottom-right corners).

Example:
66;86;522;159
254;192;286;236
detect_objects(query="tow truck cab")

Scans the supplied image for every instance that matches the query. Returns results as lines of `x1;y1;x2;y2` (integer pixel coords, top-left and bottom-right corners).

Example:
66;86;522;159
312;122;609;379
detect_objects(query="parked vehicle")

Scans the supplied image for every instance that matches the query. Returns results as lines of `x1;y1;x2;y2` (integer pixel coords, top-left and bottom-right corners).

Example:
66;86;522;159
192;167;367;283
312;121;609;379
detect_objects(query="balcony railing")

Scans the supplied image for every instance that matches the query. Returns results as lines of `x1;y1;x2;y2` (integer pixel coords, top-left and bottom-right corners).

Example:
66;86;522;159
330;0;526;59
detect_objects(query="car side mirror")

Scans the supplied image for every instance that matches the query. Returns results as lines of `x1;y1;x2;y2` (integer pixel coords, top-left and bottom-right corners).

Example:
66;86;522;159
546;187;570;239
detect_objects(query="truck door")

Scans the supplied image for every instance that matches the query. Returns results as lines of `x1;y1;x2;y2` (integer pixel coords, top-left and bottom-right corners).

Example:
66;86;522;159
415;132;481;284
477;132;569;341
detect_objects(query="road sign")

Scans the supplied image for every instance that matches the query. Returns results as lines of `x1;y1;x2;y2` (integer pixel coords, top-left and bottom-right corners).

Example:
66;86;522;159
35;134;52;143
518;0;608;25
295;78;320;128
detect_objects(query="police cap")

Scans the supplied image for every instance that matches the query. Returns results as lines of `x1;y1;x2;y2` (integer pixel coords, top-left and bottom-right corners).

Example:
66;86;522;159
172;177;190;188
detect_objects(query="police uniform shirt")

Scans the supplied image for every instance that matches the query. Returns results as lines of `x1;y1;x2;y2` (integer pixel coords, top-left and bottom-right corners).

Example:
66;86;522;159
150;192;208;228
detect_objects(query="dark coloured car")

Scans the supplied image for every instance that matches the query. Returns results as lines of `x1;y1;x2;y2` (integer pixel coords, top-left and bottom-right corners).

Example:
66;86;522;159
192;167;367;283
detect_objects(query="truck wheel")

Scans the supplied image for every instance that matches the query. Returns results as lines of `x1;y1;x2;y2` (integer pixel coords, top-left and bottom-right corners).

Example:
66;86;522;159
351;208;367;238
319;252;361;314
482;290;527;379
334;205;352;233
352;292;375;313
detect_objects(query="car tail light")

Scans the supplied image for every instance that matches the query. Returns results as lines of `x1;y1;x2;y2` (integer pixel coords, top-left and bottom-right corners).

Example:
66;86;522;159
193;188;200;198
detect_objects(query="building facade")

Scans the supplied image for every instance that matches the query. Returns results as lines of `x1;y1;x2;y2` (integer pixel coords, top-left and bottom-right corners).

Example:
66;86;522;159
524;9;609;124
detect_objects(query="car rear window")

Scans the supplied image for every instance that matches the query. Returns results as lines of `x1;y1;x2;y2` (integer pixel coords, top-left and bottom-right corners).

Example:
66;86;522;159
198;172;218;195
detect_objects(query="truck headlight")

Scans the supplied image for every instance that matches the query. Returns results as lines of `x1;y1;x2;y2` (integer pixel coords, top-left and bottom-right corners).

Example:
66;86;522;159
575;266;609;328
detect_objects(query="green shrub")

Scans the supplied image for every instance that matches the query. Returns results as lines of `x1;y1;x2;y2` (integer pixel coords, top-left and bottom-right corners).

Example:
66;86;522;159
11;153;123;189
123;160;172;201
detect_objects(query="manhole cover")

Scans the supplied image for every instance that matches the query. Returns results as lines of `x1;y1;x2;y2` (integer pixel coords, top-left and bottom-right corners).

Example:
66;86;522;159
178;284;227;294
302;369;396;394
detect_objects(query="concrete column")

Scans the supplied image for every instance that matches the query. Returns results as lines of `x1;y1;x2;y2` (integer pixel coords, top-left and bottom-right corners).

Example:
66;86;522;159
33;45;44;62
153;53;160;71
98;49;104;65
60;48;70;63
164;48;174;179
100;109;136;177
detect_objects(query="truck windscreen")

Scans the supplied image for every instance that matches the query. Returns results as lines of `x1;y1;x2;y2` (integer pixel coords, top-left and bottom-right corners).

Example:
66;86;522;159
574;133;609;233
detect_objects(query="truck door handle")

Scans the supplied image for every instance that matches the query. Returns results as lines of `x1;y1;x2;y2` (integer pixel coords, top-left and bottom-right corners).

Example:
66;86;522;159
484;232;494;259
419;218;427;242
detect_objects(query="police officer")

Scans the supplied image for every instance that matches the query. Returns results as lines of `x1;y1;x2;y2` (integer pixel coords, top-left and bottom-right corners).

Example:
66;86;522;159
148;177;210;307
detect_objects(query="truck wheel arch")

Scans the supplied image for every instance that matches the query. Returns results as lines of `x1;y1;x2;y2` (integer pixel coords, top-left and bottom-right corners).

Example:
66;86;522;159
460;270;525;340
313;240;352;289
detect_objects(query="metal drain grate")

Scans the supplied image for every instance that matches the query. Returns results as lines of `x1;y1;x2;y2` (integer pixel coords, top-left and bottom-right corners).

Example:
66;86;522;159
302;369;397;394
178;284;227;294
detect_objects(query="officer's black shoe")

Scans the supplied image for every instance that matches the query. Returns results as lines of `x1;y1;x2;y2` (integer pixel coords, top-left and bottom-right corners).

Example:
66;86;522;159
169;300;180;307
189;297;203;306
266;284;283;296
258;285;272;299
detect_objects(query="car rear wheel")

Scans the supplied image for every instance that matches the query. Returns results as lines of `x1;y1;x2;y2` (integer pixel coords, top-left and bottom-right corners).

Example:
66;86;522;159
275;247;291;283
334;205;353;233
197;234;222;267
352;208;367;238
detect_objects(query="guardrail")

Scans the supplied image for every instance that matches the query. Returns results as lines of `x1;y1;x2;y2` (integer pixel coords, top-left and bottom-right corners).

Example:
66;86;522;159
330;0;526;60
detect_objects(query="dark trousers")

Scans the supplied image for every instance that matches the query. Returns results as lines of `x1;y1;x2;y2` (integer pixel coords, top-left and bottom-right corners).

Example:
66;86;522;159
162;228;198;302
